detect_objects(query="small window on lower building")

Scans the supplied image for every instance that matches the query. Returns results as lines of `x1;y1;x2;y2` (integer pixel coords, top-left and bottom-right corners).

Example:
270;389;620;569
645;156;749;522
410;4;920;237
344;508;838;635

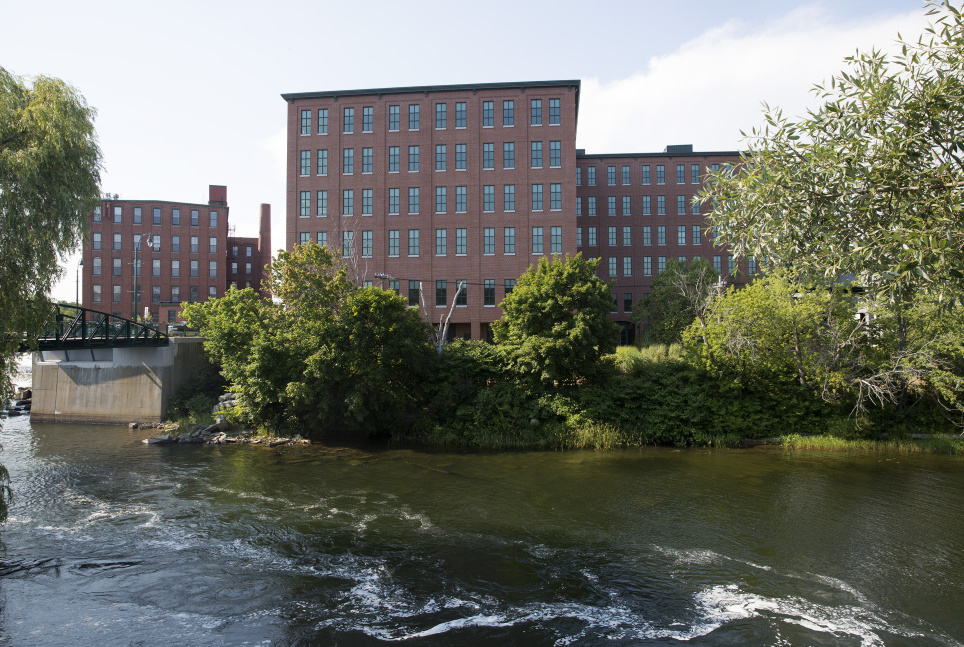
408;280;420;307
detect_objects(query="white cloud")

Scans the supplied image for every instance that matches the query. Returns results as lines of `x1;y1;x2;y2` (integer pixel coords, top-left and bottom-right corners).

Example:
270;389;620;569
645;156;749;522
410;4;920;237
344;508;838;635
577;5;928;154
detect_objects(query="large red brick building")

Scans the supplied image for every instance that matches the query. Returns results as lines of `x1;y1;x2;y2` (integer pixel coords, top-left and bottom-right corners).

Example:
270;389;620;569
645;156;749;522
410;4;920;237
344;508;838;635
281;80;742;342
81;185;271;324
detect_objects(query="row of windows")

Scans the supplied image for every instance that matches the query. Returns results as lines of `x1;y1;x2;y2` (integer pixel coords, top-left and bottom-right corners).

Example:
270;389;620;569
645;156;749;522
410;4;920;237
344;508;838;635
299;184;565;217
300;98;563;136
90;235;255;257
596;254;748;278
90;258;254;278
575;225;706;247
298;226;564;258
90;283;218;305
576;194;702;217
389;278;517;308
576;163;722;187
91;234;218;254
299;140;564;176
93;206;220;227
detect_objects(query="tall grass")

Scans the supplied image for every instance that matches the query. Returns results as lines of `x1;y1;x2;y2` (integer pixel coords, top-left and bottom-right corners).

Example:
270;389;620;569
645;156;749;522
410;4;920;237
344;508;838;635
611;344;684;374
782;433;964;455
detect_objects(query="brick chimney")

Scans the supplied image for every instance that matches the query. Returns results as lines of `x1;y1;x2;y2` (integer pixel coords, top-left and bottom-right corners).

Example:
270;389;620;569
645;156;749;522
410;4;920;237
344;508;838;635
208;185;228;206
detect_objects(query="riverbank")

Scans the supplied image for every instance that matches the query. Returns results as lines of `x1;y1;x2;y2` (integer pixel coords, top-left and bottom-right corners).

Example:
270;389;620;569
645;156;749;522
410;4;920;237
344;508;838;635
781;432;964;454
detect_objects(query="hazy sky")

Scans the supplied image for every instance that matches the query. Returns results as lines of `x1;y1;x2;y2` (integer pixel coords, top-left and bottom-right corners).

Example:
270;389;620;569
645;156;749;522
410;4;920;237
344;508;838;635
0;0;931;301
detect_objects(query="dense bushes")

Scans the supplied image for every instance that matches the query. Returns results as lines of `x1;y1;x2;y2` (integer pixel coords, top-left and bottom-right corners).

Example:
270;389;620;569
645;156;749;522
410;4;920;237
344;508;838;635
412;341;843;449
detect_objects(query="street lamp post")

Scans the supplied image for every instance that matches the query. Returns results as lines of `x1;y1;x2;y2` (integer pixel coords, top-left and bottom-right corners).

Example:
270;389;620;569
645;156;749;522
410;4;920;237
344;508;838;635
76;259;83;306
132;234;154;321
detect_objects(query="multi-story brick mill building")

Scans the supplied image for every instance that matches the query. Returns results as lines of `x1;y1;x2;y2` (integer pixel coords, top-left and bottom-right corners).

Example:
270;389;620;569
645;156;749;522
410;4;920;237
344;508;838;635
283;81;580;341
280;80;742;343
81;185;271;324
575;147;745;342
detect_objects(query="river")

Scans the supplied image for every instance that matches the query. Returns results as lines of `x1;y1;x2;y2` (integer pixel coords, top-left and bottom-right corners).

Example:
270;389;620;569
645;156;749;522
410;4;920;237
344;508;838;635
0;415;962;646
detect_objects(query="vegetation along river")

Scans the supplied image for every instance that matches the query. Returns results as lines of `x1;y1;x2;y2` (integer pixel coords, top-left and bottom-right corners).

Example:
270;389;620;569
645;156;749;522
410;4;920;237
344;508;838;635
1;416;962;646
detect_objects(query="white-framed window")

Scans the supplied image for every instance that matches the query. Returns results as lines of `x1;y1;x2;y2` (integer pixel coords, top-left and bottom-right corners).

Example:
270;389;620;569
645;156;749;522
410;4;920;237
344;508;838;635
317;190;328;217
408;229;419;256
435;228;447;256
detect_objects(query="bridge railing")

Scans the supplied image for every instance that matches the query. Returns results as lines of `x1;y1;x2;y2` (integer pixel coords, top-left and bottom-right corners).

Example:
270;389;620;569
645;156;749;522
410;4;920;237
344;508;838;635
36;304;169;350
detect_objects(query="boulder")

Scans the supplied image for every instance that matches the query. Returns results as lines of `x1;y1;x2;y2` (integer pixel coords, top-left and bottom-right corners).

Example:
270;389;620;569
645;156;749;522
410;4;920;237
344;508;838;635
129;422;139;430
143;434;173;444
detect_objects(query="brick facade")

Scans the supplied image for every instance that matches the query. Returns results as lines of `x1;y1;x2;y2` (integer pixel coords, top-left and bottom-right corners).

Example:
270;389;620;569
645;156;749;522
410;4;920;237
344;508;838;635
283;81;580;341
81;186;270;324
576;148;744;343
283;81;744;343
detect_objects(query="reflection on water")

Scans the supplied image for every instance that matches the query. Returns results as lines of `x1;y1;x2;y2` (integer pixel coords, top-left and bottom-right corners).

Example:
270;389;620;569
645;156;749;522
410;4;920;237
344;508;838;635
1;415;963;646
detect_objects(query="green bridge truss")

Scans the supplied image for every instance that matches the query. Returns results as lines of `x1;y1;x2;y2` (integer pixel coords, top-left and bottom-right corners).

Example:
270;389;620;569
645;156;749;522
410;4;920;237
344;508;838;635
24;304;169;351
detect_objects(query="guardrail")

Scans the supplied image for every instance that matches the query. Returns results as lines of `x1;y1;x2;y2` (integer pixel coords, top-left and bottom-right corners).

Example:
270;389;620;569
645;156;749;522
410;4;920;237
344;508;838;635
31;304;169;350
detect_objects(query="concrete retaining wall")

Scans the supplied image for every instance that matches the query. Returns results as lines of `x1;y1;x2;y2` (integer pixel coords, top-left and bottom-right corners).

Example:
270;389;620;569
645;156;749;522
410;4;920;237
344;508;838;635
31;337;208;424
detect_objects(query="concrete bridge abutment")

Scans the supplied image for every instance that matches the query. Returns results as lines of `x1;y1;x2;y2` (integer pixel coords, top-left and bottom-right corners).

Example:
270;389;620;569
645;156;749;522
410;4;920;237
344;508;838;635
31;337;208;424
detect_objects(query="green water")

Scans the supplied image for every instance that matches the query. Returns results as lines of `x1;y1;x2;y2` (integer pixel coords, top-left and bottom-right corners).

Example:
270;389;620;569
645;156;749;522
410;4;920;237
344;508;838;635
1;417;962;645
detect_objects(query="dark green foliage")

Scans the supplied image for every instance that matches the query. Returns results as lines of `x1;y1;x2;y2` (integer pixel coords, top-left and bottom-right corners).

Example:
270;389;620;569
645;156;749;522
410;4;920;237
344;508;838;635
184;244;436;437
579;359;836;446
425;340;508;424
292;287;437;435
492;254;619;386
632;258;718;345
166;361;227;424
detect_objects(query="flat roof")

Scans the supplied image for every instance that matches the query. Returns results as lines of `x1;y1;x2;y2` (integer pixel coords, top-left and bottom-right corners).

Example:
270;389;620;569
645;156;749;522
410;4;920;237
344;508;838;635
577;150;741;159
281;80;581;102
100;197;228;208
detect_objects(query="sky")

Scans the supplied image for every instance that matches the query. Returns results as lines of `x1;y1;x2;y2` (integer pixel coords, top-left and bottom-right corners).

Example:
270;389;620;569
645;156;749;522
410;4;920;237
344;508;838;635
0;0;933;301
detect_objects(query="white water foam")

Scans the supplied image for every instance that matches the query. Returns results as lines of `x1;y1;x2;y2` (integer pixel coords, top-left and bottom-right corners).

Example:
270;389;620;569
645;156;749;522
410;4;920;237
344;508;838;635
694;584;955;647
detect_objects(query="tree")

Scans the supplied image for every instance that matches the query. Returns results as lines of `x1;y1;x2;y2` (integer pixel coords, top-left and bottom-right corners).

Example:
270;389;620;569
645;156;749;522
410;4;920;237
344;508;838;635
0;67;101;524
682;272;862;401
492;254;619;386
701;2;964;305
632;258;720;345
184;243;435;435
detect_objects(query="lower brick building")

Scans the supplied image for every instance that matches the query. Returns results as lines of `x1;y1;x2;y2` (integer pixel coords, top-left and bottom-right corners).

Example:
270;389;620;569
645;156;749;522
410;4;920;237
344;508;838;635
81;185;271;324
575;146;745;344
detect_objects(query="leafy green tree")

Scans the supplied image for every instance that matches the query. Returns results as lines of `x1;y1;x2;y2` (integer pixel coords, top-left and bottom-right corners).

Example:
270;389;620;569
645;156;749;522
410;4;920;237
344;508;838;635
849;299;964;423
632;258;719;345
701;2;964;305
0;66;101;524
682;272;861;401
184;243;435;435
492;254;618;386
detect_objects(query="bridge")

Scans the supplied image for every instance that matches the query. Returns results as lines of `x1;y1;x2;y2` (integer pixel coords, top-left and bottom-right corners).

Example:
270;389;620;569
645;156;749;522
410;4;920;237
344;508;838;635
23;304;168;352
24;304;207;425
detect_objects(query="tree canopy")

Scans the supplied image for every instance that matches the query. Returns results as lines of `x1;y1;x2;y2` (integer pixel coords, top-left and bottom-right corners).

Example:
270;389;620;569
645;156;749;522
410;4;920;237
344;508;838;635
1;66;101;396
701;1;964;304
0;66;101;524
184;243;435;435
492;254;618;386
632;258;719;345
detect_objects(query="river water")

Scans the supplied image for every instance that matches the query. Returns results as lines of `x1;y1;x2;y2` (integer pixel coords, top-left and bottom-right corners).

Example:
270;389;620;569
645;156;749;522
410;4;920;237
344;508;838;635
0;415;962;646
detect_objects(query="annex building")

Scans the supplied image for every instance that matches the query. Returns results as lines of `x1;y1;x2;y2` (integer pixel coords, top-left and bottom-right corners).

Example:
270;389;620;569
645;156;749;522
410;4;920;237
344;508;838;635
81;185;271;324
283;80;742;342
